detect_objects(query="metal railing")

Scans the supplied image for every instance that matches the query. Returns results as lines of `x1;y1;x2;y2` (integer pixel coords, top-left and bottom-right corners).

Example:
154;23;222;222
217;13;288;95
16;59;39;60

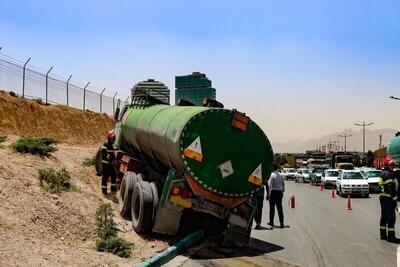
0;52;128;115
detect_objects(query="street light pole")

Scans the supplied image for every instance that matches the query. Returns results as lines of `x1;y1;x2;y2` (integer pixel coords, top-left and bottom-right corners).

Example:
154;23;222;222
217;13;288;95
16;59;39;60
338;133;353;152
45;66;54;104
354;121;374;157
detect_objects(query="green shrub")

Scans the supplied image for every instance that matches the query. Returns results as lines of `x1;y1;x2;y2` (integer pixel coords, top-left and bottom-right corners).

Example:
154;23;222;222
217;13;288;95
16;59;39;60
0;135;6;143
95;203;133;258
38;168;78;193
0;144;4;149
12;137;58;156
96;236;134;258
82;156;95;167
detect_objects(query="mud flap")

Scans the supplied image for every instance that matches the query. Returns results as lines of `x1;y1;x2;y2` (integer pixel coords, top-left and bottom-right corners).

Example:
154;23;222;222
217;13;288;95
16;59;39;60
222;198;256;247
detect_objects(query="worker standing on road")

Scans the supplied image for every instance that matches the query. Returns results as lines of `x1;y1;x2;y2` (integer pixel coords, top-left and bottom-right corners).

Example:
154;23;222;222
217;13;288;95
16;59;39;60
101;130;117;196
267;163;285;228
379;156;399;243
254;183;266;230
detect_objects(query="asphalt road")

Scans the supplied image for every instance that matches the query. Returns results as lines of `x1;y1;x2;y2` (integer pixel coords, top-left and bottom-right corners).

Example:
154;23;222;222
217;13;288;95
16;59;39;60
167;181;399;267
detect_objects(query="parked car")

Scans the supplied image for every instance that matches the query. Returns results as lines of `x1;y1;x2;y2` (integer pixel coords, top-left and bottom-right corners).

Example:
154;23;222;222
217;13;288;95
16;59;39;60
322;169;340;188
361;168;382;193
295;168;311;183
336;170;369;197
309;167;327;185
282;168;297;181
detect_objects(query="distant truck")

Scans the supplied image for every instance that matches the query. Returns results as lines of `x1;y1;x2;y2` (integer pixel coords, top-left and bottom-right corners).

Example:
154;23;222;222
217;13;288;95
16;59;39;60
331;153;354;170
96;92;273;246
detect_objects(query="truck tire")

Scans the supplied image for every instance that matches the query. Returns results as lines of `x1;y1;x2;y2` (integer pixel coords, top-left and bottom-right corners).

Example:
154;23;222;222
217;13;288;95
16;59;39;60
120;172;142;219
131;180;154;234
149;182;159;220
94;146;102;176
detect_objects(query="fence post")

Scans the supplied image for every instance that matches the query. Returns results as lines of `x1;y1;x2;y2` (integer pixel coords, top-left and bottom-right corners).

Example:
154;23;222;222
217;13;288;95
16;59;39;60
45;66;54;104
83;81;90;111
22;57;31;98
66;75;72;106
100;88;105;113
112;91;118;114
125;96;130;105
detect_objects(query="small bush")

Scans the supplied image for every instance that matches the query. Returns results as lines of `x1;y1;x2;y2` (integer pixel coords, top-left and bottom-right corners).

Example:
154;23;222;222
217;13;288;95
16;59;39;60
0;135;6;143
96;203;118;240
96;236;134;258
0;144;4;149
12;137;58;156
95;203;133;258
39;168;78;193
82;156;95;167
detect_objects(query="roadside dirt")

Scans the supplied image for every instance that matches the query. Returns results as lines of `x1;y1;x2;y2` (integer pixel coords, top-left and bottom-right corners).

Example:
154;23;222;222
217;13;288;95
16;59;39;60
0;135;168;266
0;90;115;145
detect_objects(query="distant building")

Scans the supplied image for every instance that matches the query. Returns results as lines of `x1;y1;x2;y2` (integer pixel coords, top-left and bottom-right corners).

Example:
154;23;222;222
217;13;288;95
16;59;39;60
175;72;216;106
131;79;170;104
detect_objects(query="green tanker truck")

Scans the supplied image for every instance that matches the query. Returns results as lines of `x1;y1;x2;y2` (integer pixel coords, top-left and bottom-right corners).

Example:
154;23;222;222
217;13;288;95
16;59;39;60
387;132;400;163
99;92;273;246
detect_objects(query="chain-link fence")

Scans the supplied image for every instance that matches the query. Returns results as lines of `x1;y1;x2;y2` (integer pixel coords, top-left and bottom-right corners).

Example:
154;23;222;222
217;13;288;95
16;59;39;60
0;53;127;116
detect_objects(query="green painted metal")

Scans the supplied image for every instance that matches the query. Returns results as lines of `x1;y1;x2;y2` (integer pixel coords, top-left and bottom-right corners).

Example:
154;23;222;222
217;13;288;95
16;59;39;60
136;230;204;267
118;105;274;197
387;134;400;163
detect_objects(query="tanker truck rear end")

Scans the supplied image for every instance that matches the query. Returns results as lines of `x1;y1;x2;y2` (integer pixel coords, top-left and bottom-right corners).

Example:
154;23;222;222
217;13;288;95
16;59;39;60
99;93;273;245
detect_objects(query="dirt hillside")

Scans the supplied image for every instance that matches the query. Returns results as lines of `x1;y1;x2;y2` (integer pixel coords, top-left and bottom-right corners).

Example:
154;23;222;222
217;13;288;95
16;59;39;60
0;135;167;266
0;91;115;144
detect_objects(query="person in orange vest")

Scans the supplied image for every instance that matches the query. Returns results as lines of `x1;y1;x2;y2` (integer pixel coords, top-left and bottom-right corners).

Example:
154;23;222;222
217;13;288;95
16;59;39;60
379;156;399;243
101;130;117;196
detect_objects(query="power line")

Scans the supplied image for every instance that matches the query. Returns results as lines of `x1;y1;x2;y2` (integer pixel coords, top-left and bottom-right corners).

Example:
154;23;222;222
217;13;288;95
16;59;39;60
354;121;374;157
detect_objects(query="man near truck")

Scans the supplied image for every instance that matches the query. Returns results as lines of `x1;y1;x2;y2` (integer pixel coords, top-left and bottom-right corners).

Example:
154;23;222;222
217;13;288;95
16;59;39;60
379;156;400;243
267;163;285;228
101;130;117;196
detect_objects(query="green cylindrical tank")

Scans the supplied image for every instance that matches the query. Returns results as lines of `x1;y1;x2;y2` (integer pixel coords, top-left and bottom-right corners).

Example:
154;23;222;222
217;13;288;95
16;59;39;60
117;105;273;197
387;133;400;163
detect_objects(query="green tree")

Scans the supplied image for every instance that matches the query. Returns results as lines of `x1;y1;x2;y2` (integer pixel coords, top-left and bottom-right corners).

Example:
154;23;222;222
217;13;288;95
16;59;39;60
362;150;374;167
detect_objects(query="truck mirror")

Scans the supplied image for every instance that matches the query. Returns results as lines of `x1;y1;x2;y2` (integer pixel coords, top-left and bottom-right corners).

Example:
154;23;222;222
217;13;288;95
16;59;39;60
114;107;120;120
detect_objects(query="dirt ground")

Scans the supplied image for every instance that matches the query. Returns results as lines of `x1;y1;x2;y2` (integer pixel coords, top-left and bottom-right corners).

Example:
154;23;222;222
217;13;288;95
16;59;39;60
0;90;115;145
0;135;168;266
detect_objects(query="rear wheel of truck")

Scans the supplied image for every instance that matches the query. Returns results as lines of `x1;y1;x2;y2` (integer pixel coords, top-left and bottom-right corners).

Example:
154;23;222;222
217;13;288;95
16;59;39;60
131;180;154;234
149;182;159;220
120;172;142;219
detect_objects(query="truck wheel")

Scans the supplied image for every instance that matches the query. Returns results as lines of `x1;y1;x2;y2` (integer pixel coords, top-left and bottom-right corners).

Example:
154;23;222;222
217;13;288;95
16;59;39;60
131;180;154;234
120;172;142;219
149;182;159;220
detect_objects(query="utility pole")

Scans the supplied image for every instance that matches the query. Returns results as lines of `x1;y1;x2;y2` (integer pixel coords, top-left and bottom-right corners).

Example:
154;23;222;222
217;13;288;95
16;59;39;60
354;121;374;157
379;134;382;149
339;133;353;152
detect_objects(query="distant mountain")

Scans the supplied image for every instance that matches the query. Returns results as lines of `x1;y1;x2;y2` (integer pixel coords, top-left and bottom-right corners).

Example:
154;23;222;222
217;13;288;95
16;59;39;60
273;128;399;153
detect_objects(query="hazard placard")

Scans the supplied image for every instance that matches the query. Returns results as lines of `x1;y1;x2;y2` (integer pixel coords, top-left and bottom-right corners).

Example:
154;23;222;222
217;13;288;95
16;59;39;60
219;160;234;178
183;136;203;162
248;164;263;185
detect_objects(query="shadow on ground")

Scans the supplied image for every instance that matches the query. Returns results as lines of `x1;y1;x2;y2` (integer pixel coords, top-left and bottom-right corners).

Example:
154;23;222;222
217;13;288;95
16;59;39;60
183;235;284;260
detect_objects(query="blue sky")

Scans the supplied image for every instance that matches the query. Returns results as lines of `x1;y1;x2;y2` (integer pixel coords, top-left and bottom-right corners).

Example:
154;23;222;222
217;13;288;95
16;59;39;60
1;0;400;146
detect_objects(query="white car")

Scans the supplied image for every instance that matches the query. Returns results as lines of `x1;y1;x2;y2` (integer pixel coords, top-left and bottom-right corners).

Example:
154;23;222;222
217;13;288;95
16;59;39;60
282;168;297;181
336;170;369;197
322;169;340;188
295;168;310;183
361;169;382;193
